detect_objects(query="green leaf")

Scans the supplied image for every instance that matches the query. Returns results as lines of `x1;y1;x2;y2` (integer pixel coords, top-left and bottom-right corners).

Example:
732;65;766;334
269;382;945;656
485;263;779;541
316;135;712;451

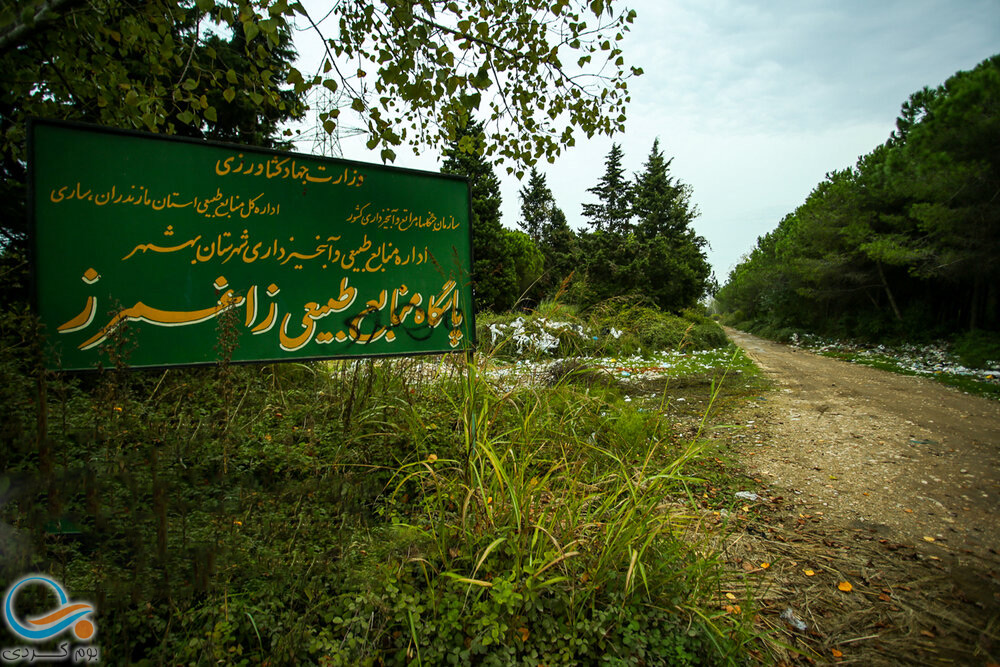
204;106;217;122
223;88;236;103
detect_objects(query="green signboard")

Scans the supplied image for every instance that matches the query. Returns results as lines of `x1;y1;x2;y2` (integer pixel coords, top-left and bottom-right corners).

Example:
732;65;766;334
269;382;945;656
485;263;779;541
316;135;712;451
30;120;474;371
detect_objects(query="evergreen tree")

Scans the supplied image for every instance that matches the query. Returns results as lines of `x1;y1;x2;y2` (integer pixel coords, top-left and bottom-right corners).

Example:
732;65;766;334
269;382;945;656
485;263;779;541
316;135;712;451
581;144;633;234
518;167;578;297
517;167;552;243
717;55;1000;338
633;139;696;239
577;143;636;306
442;121;518;313
539;207;580;294
631;140;711;311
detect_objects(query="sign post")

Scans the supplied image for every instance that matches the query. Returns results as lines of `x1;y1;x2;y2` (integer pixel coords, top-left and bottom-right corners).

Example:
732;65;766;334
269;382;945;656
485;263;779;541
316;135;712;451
29;120;475;370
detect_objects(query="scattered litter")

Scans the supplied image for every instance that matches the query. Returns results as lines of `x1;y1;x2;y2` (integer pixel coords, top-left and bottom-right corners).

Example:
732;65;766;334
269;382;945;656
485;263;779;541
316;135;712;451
789;334;1000;383
780;607;808;632
735;491;760;501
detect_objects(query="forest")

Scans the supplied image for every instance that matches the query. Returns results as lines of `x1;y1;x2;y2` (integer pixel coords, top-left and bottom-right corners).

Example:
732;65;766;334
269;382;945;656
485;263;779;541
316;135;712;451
716;55;1000;365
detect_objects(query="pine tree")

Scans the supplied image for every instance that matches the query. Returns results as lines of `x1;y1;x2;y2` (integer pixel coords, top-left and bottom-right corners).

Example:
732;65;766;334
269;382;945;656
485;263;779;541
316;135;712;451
581;144;633;234
518;167;578;297
630;140;711;311
633;139;696;240
442;121;518;313
517;167;552;243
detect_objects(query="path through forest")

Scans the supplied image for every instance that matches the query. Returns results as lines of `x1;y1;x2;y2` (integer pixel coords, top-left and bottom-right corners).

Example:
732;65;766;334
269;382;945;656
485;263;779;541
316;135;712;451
719;328;1000;665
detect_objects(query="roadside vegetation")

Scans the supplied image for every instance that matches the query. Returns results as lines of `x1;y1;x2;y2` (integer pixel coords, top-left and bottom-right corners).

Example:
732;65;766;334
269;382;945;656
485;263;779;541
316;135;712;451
0;298;778;665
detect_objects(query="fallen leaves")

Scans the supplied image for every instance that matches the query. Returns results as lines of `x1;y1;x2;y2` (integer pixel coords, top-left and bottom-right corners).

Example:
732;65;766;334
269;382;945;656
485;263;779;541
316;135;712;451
837;581;853;593
831;648;843;658
922;536;935;542
803;568;815;576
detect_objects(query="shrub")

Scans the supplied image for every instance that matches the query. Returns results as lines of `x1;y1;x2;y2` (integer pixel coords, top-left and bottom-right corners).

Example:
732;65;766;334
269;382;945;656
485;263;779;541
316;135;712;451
953;330;1000;369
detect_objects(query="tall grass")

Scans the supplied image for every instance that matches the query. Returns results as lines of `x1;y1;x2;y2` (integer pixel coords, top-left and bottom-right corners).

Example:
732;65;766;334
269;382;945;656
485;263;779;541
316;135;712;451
0;301;751;665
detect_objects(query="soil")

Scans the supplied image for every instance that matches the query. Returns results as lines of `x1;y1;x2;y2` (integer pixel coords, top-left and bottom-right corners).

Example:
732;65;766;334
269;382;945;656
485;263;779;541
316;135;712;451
717;328;1000;665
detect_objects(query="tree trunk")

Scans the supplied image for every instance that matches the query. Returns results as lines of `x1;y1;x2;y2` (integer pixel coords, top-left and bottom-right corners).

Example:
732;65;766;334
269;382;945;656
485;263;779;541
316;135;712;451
970;274;982;331
876;262;903;321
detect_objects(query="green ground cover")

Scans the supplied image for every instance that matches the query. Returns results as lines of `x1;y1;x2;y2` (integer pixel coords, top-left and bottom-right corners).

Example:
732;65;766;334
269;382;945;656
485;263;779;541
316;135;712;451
0;303;770;665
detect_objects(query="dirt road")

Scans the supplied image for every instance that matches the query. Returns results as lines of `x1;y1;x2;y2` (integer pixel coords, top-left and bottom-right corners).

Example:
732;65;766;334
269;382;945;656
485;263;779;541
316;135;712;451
726;327;1000;563
721;328;1000;664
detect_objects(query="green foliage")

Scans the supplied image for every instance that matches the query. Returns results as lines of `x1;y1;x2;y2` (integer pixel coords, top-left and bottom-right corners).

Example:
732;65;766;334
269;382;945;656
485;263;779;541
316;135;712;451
576;142;711;312
1;0;643;253
0;0;641;167
953;330;1000;369
0;296;749;665
587;299;728;353
441;120;520;313
717;55;1000;339
476;297;728;360
504;228;545;303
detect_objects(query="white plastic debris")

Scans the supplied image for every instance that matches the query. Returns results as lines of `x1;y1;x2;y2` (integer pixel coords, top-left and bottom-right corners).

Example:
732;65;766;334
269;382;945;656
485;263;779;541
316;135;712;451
780;607;807;632
734;491;760;501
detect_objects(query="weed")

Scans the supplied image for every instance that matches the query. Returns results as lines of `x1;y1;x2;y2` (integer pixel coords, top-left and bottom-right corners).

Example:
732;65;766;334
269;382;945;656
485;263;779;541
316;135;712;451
0;295;759;664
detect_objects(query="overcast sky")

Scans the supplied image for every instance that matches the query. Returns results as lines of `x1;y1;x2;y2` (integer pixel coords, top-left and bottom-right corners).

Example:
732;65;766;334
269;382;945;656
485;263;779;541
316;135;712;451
292;0;999;281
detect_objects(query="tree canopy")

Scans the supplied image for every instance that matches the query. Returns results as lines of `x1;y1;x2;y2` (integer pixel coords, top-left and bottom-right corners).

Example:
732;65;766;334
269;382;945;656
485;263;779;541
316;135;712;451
576;141;710;311
716;54;1000;338
0;0;644;304
1;0;641;167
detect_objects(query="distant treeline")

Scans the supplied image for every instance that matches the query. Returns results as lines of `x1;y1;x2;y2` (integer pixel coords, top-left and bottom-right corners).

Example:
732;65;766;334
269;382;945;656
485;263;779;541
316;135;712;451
716;55;999;340
444;123;713;314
